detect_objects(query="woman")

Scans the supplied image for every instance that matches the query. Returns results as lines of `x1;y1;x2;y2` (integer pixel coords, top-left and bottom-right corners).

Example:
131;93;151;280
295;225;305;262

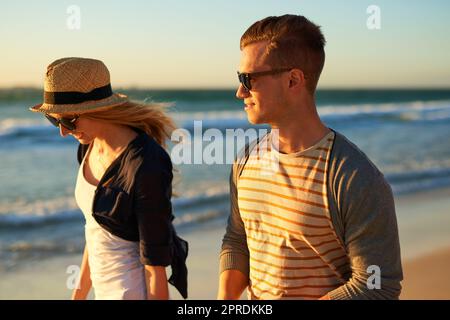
30;57;188;300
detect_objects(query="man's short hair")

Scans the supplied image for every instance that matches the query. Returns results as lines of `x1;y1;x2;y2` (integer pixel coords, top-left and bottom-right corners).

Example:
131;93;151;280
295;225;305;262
240;14;326;94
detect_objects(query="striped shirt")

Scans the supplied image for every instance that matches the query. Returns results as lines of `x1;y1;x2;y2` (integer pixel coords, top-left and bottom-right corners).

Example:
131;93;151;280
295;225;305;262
238;131;350;299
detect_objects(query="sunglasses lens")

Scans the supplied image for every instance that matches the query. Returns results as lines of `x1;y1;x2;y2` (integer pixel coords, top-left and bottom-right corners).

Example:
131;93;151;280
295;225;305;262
238;73;251;91
244;77;251;91
45;114;60;128
60;118;76;131
45;114;77;130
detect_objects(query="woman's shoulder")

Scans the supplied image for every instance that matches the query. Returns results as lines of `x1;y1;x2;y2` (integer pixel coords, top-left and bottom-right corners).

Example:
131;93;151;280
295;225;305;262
130;132;172;172
130;135;173;188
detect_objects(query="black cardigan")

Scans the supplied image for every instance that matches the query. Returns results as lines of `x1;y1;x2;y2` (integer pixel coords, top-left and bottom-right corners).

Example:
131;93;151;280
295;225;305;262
77;128;188;298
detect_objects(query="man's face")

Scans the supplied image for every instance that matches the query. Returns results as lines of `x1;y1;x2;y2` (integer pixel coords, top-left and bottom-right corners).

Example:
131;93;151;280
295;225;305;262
236;41;289;125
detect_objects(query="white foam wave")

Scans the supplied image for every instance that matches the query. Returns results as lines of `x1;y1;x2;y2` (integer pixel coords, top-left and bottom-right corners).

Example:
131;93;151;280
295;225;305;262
0;196;80;226
318;100;450;121
0;186;229;228
1;100;450;140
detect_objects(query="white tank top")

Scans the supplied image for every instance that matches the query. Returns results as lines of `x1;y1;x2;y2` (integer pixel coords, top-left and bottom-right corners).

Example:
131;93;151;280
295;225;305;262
74;144;146;300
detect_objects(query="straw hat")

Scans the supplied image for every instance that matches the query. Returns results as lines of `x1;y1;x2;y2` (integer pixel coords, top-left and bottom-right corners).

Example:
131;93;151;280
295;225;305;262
30;57;129;114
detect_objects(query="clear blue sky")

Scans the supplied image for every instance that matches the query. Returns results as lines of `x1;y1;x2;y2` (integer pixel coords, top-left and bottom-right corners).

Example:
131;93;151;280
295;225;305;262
1;0;449;88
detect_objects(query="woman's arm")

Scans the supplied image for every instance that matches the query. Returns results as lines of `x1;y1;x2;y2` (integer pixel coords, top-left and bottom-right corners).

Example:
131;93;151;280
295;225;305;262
71;245;92;300
144;265;169;300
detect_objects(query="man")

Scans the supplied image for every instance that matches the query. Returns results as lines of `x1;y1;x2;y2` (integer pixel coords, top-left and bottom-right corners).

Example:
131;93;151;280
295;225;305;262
218;14;402;300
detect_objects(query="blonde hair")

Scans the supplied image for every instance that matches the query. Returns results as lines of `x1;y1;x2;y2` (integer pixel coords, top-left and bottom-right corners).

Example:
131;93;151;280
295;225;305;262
82;101;176;147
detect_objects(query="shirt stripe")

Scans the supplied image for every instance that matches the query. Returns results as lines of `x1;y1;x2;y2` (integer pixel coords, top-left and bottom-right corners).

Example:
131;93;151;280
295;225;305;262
238;131;350;300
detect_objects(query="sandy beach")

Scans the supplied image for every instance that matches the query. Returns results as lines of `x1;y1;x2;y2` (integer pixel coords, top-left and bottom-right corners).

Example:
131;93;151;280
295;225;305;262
396;187;450;300
1;187;450;300
401;248;450;300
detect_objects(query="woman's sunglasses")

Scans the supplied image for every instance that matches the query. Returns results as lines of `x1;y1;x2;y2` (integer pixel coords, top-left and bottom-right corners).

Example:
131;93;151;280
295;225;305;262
45;114;79;131
237;68;292;91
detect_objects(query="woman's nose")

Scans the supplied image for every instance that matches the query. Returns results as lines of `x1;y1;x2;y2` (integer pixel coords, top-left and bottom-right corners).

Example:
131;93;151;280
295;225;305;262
59;125;70;137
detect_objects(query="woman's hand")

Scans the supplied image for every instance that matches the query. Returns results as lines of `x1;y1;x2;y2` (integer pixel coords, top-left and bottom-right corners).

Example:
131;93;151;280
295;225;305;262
144;265;169;300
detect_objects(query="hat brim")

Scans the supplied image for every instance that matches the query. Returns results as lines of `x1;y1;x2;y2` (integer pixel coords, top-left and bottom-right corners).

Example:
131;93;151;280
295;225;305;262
30;93;129;114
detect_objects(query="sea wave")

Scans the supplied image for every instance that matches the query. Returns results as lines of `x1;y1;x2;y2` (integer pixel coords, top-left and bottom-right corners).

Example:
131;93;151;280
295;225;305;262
2;160;450;228
1;241;82;255
0;197;81;227
318;100;450;122
384;160;450;194
1;100;450;143
0;118;48;136
0;187;229;229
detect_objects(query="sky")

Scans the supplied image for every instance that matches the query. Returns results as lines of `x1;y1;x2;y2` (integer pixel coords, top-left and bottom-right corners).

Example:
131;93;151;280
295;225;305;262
1;0;449;89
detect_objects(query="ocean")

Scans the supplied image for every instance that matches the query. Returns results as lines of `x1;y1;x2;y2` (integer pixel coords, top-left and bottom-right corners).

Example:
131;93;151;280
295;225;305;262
1;88;450;271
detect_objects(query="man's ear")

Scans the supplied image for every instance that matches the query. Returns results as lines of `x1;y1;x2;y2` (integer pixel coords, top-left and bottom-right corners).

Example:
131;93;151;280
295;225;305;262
289;69;306;89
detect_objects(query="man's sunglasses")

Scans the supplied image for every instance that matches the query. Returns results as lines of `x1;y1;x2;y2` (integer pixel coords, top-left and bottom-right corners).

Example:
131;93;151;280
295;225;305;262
237;68;292;91
45;114;79;131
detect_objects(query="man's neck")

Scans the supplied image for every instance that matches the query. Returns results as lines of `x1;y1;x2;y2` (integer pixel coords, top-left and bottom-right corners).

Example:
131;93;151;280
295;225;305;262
272;106;330;154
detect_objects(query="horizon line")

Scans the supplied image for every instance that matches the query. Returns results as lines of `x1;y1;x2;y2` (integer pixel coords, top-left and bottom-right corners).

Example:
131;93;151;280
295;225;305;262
1;86;450;91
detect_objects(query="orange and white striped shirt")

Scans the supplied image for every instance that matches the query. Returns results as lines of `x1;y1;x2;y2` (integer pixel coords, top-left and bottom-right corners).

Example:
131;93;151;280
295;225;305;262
238;131;350;299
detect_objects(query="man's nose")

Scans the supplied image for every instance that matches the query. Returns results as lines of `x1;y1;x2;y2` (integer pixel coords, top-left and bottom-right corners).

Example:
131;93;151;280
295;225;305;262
236;84;250;99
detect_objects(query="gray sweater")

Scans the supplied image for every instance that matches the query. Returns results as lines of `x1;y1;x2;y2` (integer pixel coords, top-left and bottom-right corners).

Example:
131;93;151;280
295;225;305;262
220;129;403;299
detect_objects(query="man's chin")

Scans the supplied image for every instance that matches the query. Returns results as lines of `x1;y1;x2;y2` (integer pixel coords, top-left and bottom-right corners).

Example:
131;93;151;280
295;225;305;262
246;114;264;125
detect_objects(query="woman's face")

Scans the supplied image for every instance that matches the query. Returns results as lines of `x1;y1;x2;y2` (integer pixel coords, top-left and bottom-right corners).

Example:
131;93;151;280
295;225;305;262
48;113;97;145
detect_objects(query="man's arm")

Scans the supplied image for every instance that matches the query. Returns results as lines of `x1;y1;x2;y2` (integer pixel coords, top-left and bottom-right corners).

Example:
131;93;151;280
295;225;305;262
218;163;250;299
217;270;248;300
327;167;403;300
